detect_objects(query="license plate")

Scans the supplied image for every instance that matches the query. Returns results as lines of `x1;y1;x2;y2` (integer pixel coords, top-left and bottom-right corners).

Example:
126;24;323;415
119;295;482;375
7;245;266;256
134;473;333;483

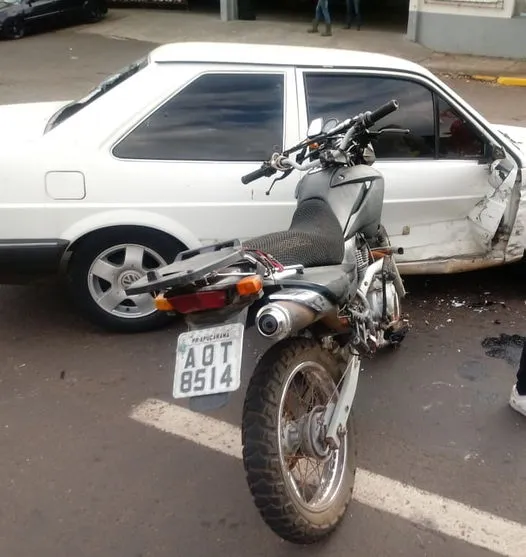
173;323;244;399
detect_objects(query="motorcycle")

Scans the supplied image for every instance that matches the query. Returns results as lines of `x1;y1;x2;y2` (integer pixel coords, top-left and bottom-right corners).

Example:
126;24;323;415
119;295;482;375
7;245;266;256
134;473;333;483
127;99;409;544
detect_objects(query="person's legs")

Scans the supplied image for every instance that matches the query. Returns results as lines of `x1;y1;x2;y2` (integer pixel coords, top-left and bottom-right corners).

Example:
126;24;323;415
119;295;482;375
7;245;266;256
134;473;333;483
307;0;331;35
353;0;362;29
319;0;330;23
510;342;526;416
343;0;361;29
343;0;352;27
307;0;322;33
315;0;324;20
319;0;332;35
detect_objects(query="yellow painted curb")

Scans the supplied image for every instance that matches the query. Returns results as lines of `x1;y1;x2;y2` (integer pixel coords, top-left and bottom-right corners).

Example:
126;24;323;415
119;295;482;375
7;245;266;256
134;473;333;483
471;74;497;82
470;74;526;87
496;76;526;87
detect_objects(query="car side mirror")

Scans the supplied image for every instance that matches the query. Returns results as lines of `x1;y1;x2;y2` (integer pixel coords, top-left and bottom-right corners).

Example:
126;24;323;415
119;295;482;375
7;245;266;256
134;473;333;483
491;143;506;161
307;118;324;139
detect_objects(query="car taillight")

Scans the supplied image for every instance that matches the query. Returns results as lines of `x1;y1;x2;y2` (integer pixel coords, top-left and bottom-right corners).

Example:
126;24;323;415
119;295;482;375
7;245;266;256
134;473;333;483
155;290;227;314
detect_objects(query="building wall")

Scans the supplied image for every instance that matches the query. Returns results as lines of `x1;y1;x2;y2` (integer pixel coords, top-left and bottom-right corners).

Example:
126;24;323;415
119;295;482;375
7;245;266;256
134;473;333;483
407;0;526;59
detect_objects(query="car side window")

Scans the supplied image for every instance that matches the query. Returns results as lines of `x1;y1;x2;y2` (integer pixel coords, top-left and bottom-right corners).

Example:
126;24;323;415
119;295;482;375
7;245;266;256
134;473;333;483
113;72;285;162
437;97;485;159
304;73;436;159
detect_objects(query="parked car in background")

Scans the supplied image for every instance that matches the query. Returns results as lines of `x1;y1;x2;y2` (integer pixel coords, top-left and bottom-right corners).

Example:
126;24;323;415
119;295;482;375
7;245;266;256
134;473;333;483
0;0;107;39
0;42;524;333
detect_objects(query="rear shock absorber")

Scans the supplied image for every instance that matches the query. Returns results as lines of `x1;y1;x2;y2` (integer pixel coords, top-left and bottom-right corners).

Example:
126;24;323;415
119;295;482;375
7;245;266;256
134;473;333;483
355;245;369;279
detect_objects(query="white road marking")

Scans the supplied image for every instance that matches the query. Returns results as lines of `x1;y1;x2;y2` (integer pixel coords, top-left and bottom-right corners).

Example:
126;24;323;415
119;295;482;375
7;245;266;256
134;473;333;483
131;398;526;557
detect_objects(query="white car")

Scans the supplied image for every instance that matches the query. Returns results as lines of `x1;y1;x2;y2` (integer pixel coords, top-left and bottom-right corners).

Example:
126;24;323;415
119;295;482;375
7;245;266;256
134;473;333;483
0;42;525;333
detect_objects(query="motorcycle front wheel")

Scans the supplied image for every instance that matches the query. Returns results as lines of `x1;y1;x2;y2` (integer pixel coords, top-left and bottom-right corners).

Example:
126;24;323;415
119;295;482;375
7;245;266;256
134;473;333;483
241;338;357;544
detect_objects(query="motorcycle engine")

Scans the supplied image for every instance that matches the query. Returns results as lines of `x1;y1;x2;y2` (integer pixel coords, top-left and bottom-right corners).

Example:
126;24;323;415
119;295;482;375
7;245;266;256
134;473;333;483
367;276;400;323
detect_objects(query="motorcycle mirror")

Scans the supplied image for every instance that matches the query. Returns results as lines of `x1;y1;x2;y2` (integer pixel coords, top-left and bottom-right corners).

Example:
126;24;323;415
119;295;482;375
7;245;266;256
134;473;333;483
307;117;324;138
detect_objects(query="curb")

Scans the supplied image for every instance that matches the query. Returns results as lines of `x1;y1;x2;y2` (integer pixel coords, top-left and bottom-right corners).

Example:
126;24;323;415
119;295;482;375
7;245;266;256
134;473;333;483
471;74;526;87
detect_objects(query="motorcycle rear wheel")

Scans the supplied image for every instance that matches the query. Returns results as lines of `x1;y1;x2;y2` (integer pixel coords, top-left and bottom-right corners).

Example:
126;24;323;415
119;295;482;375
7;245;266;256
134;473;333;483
241;338;357;544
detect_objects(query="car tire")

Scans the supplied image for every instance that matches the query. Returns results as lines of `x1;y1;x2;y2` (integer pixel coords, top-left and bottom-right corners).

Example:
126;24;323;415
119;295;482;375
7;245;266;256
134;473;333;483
67;228;185;333
82;0;106;23
3;17;25;39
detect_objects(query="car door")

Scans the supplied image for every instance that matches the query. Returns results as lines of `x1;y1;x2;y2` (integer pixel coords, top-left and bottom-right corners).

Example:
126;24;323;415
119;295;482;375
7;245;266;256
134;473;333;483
25;0;60;20
107;66;300;246
58;0;85;16
296;68;512;267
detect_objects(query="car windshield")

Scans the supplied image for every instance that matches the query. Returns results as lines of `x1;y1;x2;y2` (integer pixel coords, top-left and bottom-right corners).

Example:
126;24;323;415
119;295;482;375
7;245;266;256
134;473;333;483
44;56;149;133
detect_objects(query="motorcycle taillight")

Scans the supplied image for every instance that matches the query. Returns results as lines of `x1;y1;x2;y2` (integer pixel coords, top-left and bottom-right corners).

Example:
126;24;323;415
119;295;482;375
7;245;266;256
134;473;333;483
155;290;227;314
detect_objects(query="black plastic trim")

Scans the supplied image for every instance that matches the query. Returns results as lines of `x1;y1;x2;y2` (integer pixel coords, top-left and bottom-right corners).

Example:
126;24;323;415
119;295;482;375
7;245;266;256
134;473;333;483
0;239;69;283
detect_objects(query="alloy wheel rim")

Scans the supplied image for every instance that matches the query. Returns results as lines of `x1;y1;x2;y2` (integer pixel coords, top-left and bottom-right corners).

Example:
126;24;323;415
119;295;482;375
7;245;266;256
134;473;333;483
87;243;167;319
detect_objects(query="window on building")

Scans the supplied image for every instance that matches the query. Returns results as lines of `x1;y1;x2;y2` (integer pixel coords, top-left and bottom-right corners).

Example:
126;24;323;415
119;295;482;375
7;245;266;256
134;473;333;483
304;73;436;159
113;73;285;162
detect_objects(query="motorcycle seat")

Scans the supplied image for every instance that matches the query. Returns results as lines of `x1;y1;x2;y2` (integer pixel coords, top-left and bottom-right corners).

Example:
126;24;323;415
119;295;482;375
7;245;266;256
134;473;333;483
244;198;345;268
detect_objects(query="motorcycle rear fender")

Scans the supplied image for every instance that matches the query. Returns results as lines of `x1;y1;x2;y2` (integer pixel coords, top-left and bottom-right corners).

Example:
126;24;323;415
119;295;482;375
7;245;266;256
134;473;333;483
185;266;354;413
185;306;249;413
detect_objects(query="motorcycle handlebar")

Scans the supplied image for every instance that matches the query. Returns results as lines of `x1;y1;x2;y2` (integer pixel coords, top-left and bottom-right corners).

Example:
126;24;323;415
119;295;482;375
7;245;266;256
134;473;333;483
241;164;276;185
241;100;400;184
364;100;399;127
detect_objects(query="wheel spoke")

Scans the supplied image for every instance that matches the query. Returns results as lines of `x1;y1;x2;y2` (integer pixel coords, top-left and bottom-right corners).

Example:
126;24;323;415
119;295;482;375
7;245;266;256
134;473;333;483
124;245;145;270
292;379;308;416
286;390;303;420
276;360;350;514
96;288;127;313
306;458;318;485
305;384;315;411
297;460;308;499
91;259;119;283
314;458;324;489
132;293;155;314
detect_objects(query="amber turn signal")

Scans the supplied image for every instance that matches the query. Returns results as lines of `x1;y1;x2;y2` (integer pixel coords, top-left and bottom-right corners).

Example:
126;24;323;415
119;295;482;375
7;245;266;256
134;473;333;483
236;275;263;297
154;294;174;311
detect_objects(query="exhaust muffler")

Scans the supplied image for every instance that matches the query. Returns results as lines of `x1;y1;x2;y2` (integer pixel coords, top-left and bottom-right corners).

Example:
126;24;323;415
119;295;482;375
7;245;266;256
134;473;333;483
256;299;344;341
256;301;315;341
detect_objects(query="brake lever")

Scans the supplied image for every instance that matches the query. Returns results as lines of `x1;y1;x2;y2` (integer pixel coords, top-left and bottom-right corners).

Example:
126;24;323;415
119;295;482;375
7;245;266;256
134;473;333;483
296;146;307;164
369;128;411;138
265;168;293;196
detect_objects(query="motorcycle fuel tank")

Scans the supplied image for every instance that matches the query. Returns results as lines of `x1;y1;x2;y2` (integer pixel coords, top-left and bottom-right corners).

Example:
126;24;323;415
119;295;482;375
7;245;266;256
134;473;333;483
296;165;385;241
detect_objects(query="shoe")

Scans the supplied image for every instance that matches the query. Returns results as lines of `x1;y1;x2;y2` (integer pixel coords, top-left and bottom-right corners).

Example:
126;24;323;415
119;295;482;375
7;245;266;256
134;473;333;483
307;19;319;33
509;384;526;416
321;23;332;36
342;23;351;29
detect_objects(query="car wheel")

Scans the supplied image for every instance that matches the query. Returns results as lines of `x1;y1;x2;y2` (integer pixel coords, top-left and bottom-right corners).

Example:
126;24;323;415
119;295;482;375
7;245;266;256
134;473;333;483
83;0;105;23
3;17;25;39
67;228;185;333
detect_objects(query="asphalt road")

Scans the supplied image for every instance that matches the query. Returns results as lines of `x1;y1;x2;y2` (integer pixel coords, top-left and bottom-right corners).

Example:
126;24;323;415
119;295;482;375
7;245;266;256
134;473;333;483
1;26;526;557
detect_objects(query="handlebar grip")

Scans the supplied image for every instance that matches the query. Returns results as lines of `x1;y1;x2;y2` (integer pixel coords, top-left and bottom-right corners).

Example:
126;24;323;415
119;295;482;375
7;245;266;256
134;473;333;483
241;165;276;185
364;100;399;127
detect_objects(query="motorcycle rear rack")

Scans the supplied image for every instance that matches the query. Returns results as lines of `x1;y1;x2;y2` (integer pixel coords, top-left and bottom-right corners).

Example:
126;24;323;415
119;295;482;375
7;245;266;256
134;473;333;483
126;239;246;295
